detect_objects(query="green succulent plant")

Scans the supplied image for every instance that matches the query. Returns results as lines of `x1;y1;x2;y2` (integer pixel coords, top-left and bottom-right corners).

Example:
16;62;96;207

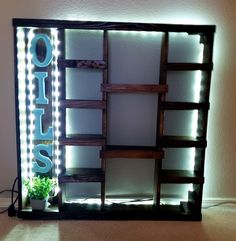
24;176;56;200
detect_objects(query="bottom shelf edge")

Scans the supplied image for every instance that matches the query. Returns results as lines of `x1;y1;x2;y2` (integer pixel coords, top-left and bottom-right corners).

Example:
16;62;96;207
17;203;202;221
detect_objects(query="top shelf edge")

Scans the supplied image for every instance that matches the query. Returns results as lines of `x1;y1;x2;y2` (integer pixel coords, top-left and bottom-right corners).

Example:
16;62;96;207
12;19;216;34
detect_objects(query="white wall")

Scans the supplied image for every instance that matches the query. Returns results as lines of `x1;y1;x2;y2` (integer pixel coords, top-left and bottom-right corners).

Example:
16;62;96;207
0;0;236;199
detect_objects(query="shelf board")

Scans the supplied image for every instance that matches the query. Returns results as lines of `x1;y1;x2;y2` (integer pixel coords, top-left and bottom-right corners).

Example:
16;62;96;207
59;168;105;183
161;102;209;110
160;170;204;184
60;100;106;109
13;19;215;37
17;202;201;221
59;134;105;146
101;145;164;159
160;136;207;148
58;59;107;69
101;84;168;93
166;63;213;71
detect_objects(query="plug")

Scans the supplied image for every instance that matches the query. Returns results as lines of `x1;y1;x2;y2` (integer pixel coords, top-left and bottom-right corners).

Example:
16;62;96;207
8;204;17;217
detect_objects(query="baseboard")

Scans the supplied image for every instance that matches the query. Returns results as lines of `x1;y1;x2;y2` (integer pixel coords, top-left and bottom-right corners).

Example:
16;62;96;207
202;198;236;208
0;197;11;209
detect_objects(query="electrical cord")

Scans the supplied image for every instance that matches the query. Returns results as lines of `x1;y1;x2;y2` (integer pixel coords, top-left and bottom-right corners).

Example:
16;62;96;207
0;177;18;216
203;201;236;209
107;198;153;205
0;190;18;195
8;177;18;216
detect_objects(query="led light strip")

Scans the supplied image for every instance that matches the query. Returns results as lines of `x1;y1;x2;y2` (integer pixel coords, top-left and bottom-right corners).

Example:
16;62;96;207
51;28;61;181
189;38;204;192
191;38;204;137
110;30;161;37
26;28;36;178
16;27;28;179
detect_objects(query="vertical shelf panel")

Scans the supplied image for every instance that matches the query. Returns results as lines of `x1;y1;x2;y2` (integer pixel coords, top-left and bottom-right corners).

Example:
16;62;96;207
101;30;109;206
154;32;169;206
192;32;215;213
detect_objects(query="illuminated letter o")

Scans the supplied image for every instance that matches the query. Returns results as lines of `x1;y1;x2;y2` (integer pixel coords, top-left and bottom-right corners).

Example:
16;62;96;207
30;34;53;67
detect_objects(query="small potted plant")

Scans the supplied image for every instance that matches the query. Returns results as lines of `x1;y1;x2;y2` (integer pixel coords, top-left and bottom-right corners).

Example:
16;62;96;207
24;176;56;211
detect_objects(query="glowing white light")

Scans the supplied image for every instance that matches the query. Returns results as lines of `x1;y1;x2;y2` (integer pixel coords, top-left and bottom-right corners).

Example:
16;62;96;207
188;147;195;170
20;132;27;141
26;28;36;179
191;110;198;137
17;29;25;38
16;27;28;180
28;162;34;169
65;146;73;168
28;93;35;101
18;72;26;80
52;49;60;57
17;52;26;60
29;124;35;133
54;112;60;119
170;32;188;37
194;70;202;103
17;61;26;70
21;163;28;180
19;104;26;112
54;186;60;194
29;172;35;178
66;198;102;205
188;184;194;192
28;152;34;160
51;28;61;180
54;140;60;146
110;30;160;38
27;72;35;81
66;197;153;206
26;52;33;61
55;169;61;175
54;101;60;108
28;104;35;112
53;75;61;83
106;198;153;205
17;40;25;48
160;198;181;206
55;150;61;156
27;29;35;39
191;39;204;137
55;159;61;165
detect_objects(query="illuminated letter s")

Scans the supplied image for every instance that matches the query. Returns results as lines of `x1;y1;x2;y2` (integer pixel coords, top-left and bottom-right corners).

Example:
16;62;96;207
33;144;53;174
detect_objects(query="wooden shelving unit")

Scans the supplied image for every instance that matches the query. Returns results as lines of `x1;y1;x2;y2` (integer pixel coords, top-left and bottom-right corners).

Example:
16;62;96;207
13;19;215;220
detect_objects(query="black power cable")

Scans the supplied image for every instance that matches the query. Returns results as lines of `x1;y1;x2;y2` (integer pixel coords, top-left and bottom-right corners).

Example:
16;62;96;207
0;177;18;216
8;177;18;217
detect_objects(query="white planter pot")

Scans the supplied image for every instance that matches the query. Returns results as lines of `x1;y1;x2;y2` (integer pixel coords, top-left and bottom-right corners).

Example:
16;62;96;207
30;199;47;211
